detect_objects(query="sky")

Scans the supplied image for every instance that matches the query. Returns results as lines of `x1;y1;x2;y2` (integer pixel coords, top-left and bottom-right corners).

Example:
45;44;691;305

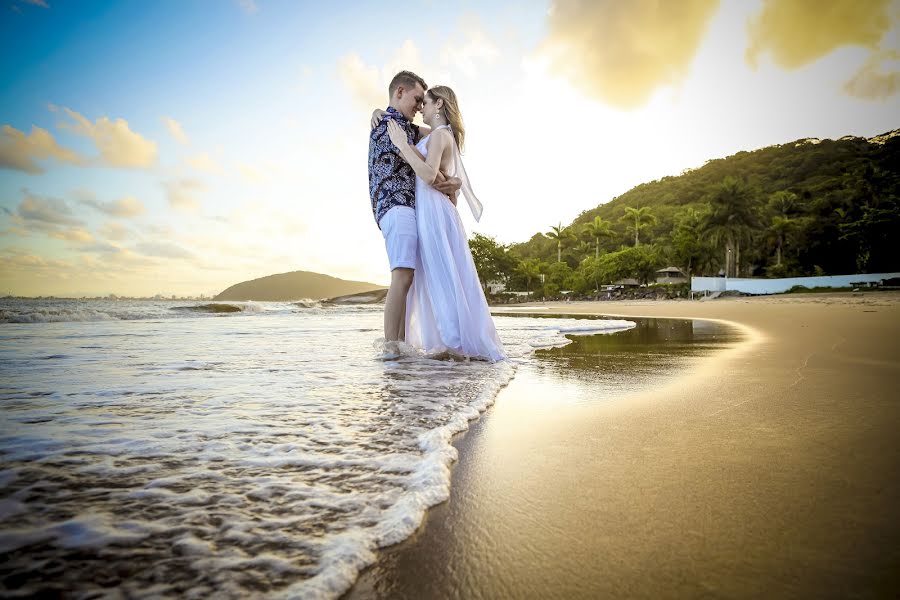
1;0;898;297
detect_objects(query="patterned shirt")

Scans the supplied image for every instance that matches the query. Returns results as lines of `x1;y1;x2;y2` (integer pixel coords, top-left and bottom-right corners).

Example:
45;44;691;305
369;107;421;227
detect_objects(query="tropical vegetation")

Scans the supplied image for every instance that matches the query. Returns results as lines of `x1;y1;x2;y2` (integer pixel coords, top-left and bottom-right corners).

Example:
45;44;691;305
468;130;900;298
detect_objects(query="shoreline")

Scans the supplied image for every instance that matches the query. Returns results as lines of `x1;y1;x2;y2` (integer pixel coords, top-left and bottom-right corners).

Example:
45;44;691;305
347;292;900;599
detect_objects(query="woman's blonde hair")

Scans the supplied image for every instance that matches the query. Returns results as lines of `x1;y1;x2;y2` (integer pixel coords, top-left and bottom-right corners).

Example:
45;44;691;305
427;86;465;152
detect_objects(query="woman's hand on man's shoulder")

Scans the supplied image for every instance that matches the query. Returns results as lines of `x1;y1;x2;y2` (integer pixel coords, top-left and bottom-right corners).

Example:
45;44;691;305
370;108;387;129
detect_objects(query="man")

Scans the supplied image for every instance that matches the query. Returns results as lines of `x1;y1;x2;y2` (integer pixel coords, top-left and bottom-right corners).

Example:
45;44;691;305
368;70;461;347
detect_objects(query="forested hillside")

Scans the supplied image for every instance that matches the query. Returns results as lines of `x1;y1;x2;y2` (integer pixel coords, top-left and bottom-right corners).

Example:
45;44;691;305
470;129;899;297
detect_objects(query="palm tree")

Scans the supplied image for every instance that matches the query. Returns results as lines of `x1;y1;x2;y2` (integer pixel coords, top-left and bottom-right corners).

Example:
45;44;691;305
704;176;759;277
672;206;708;277
768;215;795;267
620;206;657;246
582;216;613;258
546;222;568;262
768;190;798;216
766;190;799;269
516;258;542;293
574;240;593;261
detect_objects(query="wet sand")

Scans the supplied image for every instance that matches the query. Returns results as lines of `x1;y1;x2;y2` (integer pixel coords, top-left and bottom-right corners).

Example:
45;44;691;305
347;292;900;599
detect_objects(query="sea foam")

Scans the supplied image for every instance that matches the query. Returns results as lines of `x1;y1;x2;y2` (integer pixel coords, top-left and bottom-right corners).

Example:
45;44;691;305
0;301;634;599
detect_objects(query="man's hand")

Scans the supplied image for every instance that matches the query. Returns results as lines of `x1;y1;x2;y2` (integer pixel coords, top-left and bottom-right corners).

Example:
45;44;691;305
433;174;462;206
371;108;387;129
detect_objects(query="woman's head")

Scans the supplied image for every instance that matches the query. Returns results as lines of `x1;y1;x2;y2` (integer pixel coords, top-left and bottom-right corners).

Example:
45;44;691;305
424;86;465;152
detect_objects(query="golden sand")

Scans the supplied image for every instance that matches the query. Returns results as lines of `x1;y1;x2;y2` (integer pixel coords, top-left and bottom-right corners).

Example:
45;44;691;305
348;292;900;599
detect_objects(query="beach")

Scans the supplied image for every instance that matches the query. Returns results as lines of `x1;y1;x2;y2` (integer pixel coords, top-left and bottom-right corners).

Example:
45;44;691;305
348;292;900;599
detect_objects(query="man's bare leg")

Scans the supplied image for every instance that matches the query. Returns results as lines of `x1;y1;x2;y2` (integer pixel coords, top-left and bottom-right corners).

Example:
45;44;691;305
397;299;407;342
384;267;414;341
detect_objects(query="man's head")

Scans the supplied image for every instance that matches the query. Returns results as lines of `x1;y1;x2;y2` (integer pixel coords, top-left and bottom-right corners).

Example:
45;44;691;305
388;70;426;121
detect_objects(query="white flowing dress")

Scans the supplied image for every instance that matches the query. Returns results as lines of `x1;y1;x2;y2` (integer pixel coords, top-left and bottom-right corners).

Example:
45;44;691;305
405;126;506;362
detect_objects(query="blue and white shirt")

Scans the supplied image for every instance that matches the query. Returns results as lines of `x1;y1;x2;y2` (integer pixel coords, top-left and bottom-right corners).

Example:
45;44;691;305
369;107;421;227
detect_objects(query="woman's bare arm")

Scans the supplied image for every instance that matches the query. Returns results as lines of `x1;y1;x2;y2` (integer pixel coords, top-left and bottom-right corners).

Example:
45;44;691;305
387;121;448;185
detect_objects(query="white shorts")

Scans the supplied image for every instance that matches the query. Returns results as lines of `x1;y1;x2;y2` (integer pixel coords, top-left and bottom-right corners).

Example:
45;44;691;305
380;206;417;271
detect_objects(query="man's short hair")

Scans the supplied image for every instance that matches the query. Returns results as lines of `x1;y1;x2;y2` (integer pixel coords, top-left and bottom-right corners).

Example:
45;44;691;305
389;71;427;96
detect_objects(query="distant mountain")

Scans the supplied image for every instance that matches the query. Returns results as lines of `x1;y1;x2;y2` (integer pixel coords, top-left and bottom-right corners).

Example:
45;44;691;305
214;270;384;301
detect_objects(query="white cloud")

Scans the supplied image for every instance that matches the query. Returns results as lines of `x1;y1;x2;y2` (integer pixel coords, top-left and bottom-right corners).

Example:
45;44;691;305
59;107;157;168
99;221;131;241
78;192;146;218
162;116;190;145
49;228;95;244
237;0;258;15
0;124;84;174
80;241;127;255
108;196;146;218
9;0;50;10
844;48;900;99
164;179;206;213
134;241;194;259
337;39;446;112
746;0;893;69
186;153;223;173
338;53;385;110
440;25;500;78
1;254;74;279
16;190;83;228
537;0;721;108
236;162;267;183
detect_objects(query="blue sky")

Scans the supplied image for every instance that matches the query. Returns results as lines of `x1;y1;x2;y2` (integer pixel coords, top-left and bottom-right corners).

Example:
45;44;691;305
2;0;898;296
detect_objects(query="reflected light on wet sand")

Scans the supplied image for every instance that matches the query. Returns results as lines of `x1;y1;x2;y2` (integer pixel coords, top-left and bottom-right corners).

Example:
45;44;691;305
347;316;747;599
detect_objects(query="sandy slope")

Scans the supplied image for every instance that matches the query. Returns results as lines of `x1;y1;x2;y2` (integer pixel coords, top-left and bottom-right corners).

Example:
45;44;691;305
347;292;900;599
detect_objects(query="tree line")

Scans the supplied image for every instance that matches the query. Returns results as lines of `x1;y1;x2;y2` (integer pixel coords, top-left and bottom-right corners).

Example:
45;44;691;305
469;130;900;298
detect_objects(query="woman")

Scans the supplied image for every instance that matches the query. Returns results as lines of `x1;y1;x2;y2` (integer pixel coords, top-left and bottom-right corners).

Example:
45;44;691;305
385;86;506;362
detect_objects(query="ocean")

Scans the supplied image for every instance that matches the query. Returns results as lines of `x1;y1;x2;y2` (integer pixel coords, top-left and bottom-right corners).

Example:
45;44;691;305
0;298;638;599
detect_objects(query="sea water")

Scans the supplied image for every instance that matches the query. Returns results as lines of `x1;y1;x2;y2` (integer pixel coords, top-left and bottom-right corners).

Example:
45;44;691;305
0;298;635;599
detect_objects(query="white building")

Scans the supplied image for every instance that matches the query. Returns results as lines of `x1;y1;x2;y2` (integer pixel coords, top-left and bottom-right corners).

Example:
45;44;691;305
486;280;507;294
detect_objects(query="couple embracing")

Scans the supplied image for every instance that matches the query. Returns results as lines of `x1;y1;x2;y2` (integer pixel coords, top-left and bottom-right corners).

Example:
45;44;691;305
368;70;505;362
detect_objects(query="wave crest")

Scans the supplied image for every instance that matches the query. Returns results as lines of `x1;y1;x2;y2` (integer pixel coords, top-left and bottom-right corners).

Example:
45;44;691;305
0;308;116;324
292;299;323;309
170;303;243;314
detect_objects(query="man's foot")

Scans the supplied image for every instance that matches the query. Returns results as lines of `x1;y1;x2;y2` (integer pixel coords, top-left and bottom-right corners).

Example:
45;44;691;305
375;339;402;360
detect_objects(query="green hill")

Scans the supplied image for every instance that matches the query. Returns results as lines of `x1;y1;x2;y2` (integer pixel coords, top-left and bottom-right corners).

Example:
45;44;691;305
214;270;383;301
500;128;899;293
